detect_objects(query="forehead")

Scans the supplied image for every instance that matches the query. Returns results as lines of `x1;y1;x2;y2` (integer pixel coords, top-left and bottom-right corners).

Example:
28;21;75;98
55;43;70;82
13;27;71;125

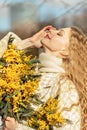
60;28;71;42
60;27;71;33
50;27;71;37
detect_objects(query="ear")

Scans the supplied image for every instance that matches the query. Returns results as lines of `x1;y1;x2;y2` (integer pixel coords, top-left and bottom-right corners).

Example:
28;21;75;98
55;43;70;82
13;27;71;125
59;48;69;58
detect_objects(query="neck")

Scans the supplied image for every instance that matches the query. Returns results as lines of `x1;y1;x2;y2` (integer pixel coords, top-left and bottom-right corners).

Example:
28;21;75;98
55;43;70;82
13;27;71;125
44;49;68;59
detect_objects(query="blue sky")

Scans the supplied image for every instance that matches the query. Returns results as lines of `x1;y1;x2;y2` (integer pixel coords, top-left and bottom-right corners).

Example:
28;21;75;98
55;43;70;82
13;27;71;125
0;0;86;31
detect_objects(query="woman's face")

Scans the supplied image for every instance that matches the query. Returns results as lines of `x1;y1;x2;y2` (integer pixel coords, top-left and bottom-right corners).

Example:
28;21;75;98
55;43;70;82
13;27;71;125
41;27;71;57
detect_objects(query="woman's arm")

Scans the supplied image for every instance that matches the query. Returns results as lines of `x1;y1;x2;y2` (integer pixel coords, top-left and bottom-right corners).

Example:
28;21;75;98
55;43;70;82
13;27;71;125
0;25;55;56
14;25;56;50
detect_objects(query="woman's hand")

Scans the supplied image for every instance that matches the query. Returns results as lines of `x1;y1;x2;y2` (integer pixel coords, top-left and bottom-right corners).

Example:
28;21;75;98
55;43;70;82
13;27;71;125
3;117;18;130
31;25;56;48
15;25;56;50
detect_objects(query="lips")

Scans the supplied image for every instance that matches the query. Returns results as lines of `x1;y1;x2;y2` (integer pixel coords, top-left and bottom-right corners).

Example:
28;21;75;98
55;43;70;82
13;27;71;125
44;34;51;39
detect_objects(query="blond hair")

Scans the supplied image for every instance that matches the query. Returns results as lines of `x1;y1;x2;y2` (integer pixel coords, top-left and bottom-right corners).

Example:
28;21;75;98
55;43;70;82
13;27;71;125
63;26;87;130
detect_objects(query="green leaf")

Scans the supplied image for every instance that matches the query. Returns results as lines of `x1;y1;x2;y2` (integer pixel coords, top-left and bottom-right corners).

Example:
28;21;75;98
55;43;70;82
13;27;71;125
0;102;9;116
8;35;15;44
27;59;40;64
6;89;20;98
0;58;6;66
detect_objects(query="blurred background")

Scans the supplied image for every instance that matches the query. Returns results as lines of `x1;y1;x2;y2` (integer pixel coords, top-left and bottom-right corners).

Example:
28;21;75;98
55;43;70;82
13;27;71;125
0;0;87;39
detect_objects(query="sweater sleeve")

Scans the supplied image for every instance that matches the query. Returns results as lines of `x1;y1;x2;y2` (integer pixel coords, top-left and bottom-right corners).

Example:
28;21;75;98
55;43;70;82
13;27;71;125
0;32;21;57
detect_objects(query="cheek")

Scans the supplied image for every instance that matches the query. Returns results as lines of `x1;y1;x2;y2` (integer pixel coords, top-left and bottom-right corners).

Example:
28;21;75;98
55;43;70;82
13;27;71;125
51;39;64;51
42;39;58;51
57;39;68;50
41;38;66;51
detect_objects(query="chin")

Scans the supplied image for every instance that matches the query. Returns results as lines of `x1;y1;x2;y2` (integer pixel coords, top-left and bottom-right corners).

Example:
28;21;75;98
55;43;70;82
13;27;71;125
41;38;50;44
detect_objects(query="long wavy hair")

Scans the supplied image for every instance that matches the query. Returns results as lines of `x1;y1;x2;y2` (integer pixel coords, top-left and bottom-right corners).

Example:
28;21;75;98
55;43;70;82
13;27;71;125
63;26;87;130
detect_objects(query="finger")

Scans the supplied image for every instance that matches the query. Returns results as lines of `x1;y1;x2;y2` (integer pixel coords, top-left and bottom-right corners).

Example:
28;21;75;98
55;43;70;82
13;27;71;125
6;117;15;122
5;117;12;121
44;25;56;31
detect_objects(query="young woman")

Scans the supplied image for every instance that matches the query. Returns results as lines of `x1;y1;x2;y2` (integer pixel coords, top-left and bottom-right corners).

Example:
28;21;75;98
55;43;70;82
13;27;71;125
0;25;87;130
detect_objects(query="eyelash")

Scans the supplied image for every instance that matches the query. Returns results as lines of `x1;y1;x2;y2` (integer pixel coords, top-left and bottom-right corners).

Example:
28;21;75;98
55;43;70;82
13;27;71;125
57;32;63;36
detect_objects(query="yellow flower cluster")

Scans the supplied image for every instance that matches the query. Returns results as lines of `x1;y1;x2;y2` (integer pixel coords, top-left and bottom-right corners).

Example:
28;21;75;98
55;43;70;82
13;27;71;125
0;44;66;129
0;44;39;120
28;97;66;130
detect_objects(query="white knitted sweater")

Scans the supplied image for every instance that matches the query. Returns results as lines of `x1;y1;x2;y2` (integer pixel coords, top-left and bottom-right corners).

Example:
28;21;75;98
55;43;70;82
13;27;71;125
14;53;81;130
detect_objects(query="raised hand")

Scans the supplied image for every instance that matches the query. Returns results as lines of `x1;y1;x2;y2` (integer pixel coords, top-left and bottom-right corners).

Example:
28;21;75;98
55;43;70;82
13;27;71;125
15;25;56;50
31;25;56;48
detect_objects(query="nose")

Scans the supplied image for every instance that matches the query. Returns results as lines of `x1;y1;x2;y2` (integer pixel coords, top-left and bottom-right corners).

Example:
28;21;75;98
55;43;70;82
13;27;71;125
44;29;52;39
44;33;52;39
44;28;58;39
49;29;59;38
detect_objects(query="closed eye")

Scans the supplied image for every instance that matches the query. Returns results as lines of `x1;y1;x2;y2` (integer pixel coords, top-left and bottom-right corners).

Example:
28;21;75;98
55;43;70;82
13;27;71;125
57;29;64;36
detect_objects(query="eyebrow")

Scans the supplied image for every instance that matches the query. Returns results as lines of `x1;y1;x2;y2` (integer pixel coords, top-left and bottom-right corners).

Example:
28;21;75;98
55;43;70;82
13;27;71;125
57;29;65;36
59;29;65;34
